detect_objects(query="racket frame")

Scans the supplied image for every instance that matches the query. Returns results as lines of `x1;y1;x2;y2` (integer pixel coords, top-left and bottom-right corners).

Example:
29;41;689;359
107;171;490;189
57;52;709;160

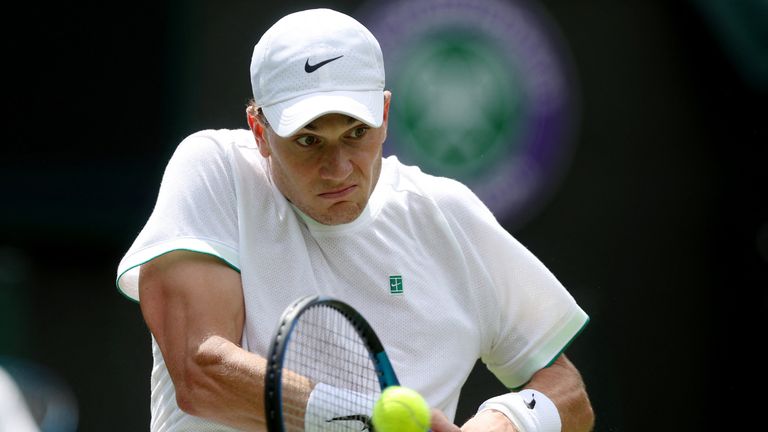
264;295;400;431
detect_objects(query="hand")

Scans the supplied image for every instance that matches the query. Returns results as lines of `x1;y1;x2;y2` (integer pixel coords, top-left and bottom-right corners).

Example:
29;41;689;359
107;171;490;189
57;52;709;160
460;409;518;432
430;409;461;432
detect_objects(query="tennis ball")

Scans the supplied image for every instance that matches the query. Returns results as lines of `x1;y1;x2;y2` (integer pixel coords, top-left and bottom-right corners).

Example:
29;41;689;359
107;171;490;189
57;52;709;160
372;385;430;432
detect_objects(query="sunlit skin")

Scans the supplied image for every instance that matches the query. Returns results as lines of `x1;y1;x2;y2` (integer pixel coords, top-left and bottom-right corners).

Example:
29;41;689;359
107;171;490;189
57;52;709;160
248;91;391;225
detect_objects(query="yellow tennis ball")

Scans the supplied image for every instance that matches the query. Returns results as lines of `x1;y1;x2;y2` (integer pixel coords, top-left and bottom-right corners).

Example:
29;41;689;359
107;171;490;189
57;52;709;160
372;386;430;432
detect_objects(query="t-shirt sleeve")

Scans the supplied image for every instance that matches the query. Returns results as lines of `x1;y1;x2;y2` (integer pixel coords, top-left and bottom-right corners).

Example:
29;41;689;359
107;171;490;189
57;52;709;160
116;132;241;301
438;180;588;389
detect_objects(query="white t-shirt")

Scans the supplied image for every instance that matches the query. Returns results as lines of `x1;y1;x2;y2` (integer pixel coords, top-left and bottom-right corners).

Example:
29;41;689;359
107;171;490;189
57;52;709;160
117;128;589;432
0;367;40;432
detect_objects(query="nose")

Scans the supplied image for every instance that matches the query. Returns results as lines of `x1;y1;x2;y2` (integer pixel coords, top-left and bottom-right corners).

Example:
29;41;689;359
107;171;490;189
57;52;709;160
319;144;353;181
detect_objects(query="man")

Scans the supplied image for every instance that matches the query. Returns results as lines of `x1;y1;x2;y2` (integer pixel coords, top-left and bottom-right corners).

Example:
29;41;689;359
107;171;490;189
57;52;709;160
116;8;594;432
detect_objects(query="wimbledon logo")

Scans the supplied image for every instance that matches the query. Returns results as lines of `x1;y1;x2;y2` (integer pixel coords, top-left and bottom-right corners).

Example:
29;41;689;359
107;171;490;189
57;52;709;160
359;0;579;229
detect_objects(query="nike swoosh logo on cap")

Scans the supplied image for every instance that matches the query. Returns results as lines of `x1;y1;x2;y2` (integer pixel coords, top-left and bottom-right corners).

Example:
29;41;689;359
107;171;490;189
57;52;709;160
305;55;344;73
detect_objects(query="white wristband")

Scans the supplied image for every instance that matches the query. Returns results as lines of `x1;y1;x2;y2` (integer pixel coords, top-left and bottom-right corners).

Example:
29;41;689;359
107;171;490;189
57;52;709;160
304;383;375;432
477;389;561;432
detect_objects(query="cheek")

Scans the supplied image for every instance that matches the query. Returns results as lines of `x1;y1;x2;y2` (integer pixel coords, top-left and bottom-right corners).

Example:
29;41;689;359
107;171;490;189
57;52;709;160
362;137;384;171
370;153;383;187
270;151;315;192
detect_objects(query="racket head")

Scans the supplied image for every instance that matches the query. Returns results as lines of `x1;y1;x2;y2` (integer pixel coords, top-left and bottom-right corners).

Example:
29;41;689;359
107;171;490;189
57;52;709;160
264;295;400;432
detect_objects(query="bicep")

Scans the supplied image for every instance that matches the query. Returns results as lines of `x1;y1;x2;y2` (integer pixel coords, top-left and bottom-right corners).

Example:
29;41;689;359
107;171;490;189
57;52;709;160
138;250;244;378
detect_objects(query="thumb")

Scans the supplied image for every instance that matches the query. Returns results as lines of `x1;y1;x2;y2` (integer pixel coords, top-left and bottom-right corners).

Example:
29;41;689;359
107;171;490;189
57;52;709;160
430;409;461;432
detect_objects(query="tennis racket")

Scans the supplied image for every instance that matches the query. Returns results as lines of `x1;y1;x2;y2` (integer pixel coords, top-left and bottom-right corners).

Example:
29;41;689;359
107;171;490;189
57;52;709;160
264;295;400;432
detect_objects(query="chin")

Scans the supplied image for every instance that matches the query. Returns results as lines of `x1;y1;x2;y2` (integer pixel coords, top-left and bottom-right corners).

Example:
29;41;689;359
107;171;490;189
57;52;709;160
314;202;364;225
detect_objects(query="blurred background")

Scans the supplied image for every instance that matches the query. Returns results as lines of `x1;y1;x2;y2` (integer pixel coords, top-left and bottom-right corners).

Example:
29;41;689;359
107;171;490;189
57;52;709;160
2;0;766;430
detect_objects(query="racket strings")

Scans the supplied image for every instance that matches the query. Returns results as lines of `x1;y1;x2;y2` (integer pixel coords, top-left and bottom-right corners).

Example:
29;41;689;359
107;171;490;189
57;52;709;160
281;305;381;431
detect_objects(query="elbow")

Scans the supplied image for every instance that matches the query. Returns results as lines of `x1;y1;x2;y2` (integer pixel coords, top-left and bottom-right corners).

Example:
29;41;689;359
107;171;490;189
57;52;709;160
173;368;207;416
175;388;199;416
173;350;221;417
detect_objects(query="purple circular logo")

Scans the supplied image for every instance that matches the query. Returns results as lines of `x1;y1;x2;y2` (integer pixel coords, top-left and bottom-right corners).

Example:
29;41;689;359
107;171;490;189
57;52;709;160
359;0;580;229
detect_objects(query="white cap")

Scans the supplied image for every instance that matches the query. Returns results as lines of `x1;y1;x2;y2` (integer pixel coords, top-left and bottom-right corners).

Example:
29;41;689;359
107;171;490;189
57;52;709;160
250;9;386;137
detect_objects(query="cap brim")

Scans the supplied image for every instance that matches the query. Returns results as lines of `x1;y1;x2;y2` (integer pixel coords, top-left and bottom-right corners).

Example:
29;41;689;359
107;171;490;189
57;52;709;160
262;90;384;138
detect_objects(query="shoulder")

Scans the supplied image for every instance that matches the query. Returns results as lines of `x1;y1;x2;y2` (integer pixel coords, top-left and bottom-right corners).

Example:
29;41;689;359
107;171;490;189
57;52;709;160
174;128;255;158
166;129;261;174
381;156;492;217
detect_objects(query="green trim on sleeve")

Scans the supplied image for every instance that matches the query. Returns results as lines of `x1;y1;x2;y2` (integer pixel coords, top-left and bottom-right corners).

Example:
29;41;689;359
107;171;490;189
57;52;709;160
545;315;590;367
507;315;590;391
115;239;240;303
115;277;141;304
487;306;590;390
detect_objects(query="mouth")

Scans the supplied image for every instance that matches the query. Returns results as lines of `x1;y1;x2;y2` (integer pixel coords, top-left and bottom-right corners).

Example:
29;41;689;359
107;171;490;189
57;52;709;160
318;185;357;200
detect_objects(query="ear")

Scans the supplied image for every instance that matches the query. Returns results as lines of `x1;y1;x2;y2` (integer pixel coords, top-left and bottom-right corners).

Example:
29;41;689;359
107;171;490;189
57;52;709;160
247;110;271;158
380;90;392;141
382;90;392;124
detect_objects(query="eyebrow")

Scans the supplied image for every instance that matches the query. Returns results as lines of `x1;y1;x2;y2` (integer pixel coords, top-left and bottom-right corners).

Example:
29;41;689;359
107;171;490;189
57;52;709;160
303;116;361;131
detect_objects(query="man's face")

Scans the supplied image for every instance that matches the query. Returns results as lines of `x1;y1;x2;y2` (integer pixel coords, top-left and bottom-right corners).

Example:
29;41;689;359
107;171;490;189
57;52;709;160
252;92;391;225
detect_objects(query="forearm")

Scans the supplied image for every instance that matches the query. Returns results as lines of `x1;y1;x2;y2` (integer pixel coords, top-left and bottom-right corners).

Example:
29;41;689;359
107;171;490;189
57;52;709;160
179;335;314;430
177;335;267;429
525;355;593;432
463;355;593;432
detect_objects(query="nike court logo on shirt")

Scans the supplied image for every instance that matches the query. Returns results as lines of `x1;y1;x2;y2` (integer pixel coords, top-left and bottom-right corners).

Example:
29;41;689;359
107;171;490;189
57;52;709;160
389;275;403;295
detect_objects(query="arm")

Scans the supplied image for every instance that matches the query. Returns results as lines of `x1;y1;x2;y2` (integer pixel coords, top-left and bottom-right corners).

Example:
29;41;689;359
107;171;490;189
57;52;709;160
460;355;594;432
139;250;311;430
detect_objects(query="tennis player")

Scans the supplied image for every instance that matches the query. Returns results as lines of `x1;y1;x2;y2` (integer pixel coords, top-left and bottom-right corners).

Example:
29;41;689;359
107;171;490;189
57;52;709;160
116;8;594;432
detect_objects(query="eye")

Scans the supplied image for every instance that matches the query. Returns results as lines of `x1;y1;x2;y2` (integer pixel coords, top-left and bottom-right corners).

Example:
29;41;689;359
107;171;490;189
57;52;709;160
296;135;320;147
349;126;369;139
